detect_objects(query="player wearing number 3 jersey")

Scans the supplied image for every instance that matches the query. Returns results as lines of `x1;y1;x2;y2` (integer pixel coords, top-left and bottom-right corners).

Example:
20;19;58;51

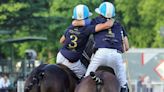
56;4;114;79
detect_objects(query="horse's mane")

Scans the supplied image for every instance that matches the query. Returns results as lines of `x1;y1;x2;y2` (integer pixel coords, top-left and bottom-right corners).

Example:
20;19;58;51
28;64;47;77
24;64;47;92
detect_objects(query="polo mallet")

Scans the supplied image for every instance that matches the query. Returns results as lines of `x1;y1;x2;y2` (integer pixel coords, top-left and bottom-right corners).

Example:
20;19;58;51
121;30;132;91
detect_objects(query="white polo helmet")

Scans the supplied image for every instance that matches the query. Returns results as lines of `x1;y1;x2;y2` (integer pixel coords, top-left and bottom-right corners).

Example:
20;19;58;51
72;4;92;20
95;2;115;18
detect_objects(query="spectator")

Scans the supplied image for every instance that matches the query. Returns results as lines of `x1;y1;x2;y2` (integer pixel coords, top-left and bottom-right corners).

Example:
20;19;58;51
137;75;153;92
0;72;3;89
0;73;11;92
137;75;144;92
143;76;153;92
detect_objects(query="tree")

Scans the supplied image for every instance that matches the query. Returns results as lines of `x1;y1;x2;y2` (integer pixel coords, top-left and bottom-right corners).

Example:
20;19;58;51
115;0;164;48
0;0;164;64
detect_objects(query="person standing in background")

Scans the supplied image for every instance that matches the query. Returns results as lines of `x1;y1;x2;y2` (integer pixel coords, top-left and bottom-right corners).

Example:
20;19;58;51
0;72;3;89
0;73;11;92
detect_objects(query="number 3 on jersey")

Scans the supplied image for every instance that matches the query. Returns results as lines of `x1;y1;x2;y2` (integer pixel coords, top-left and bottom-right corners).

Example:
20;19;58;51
68;35;78;49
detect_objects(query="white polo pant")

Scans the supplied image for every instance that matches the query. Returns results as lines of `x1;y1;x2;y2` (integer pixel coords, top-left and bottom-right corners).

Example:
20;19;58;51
85;48;127;87
56;52;86;79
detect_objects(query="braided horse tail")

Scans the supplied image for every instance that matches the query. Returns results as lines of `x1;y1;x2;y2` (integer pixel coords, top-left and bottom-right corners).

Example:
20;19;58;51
90;72;103;85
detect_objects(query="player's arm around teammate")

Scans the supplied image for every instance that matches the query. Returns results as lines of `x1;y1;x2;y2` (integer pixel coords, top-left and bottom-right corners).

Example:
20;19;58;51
60;19;114;44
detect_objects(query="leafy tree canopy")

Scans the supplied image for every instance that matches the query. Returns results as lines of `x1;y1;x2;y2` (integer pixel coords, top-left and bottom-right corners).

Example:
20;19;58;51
0;0;163;64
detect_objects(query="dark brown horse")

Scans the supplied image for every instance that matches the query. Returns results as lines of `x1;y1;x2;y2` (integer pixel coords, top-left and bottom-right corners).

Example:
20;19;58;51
75;66;120;92
24;63;79;92
24;64;47;92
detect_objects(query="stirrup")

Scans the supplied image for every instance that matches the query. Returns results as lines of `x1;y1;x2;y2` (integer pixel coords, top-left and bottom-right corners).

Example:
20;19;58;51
121;84;129;92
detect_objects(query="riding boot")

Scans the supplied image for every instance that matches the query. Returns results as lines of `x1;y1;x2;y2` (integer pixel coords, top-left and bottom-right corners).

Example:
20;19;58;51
76;75;84;84
120;83;129;92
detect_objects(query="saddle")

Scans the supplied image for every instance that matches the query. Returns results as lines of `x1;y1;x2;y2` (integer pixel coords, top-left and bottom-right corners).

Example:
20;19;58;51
96;66;115;75
56;64;79;81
